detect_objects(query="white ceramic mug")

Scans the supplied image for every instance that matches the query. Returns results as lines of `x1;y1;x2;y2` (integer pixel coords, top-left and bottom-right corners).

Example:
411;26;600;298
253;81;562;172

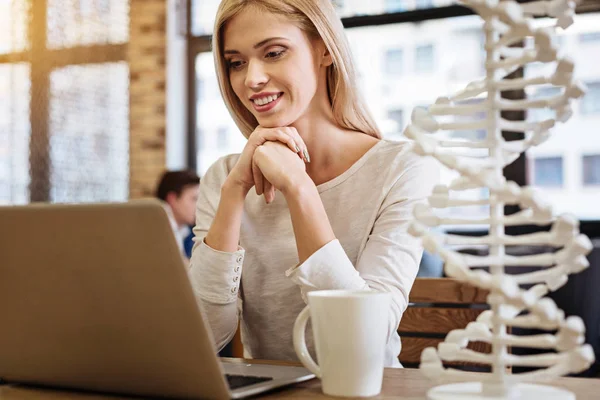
293;290;391;397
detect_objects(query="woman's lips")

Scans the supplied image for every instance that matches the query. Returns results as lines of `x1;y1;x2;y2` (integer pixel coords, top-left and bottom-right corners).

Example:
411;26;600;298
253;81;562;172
252;93;283;113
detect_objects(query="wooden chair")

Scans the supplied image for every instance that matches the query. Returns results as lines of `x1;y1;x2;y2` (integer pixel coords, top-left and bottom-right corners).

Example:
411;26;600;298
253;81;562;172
230;322;244;358
399;277;492;369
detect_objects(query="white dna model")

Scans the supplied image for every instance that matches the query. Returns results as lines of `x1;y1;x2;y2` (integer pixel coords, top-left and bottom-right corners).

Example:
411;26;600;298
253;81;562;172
405;0;595;398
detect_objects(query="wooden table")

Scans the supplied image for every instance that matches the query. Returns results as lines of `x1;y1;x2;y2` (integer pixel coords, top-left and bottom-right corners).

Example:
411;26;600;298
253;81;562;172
1;364;599;399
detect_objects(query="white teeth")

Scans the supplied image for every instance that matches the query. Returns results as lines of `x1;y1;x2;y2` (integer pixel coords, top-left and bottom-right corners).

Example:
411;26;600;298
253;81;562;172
254;93;279;106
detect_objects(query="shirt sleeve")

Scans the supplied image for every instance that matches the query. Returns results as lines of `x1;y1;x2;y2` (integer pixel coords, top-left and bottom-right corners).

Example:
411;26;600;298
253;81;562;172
188;155;243;351
190;240;244;304
286;155;439;340
284;239;368;302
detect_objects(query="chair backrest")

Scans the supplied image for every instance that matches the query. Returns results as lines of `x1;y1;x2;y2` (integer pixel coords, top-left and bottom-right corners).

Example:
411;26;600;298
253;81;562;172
398;277;490;368
230;322;244;358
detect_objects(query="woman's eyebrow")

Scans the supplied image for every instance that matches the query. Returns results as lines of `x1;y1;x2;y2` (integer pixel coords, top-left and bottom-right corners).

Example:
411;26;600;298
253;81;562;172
224;37;288;55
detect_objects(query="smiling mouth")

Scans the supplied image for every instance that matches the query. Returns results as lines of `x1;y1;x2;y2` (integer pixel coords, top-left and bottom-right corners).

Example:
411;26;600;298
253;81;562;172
251;92;283;105
251;92;283;112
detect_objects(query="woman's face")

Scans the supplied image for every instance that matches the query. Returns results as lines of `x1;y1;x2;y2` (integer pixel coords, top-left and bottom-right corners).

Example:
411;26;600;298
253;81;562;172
223;7;328;129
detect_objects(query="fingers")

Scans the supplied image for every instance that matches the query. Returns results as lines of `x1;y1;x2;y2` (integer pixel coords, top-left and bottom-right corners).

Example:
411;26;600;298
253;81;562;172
268;185;276;204
253;146;277;204
264;179;275;204
248;126;308;204
252;157;264;196
250;127;310;163
253;147;273;204
283;127;311;163
262;130;302;158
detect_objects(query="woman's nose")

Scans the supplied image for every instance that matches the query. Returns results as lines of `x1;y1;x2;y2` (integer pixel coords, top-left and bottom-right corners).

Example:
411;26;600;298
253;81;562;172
244;60;268;89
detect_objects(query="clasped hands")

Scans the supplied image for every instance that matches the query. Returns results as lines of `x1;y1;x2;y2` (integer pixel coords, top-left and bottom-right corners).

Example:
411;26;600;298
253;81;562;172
228;126;310;204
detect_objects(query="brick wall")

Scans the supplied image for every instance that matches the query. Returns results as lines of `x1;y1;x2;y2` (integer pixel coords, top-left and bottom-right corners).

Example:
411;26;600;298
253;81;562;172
128;0;167;199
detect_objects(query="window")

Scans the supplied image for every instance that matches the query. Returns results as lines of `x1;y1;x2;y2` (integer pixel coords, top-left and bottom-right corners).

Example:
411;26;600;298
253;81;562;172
196;78;204;103
415;44;434;73
191;0;221;35
583;155;600;185
385;0;407;12
450;28;485;80
580;82;600;115
532;157;564;187
387;109;404;135
0;0;28;53
194;52;241;172
0;63;30;205
0;1;129;203
579;32;600;43
79;0;94;16
415;0;434;9
384;49;404;75
452;99;486;140
528;85;562;121
217;127;229;150
49;63;129;202
47;0;128;49
385;0;434;11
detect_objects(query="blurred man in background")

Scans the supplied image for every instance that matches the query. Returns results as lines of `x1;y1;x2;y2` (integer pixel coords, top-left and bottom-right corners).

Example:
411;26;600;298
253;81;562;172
155;170;200;262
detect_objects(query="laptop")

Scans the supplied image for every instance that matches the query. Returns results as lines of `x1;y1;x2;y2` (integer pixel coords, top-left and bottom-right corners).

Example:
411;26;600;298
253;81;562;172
0;200;314;399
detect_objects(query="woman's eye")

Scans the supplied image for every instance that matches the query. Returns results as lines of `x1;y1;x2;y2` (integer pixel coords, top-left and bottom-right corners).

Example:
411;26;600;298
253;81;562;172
228;60;245;70
266;49;285;59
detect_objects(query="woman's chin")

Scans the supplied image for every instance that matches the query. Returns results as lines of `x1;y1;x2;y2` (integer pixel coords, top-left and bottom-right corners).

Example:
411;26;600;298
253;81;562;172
257;120;281;128
256;116;293;128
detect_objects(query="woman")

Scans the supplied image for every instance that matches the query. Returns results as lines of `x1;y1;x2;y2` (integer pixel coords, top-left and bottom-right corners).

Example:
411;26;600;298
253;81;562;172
189;0;438;367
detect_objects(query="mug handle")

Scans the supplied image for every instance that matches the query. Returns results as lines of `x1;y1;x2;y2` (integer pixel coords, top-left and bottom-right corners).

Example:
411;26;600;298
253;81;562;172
293;305;321;378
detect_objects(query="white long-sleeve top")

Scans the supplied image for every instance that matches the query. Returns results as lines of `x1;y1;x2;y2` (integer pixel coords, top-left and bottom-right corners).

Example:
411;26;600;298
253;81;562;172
189;139;438;367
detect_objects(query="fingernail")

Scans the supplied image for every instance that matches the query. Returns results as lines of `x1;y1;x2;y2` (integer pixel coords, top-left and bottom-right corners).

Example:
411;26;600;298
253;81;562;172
303;149;311;163
295;145;301;153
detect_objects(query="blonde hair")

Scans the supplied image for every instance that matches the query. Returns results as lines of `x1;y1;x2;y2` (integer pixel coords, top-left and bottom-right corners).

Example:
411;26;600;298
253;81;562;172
213;0;381;139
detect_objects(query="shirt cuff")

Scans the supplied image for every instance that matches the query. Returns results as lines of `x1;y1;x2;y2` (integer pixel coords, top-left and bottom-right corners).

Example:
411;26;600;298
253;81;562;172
189;239;245;304
285;239;368;302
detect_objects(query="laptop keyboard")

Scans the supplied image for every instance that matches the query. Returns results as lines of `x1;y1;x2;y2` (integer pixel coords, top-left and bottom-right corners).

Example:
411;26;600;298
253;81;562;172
225;374;273;390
